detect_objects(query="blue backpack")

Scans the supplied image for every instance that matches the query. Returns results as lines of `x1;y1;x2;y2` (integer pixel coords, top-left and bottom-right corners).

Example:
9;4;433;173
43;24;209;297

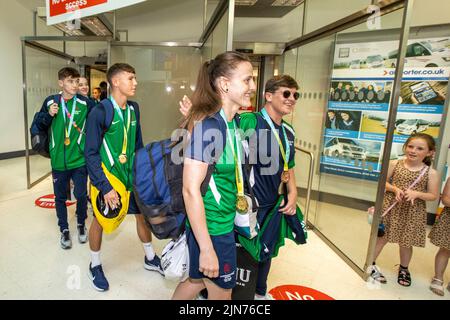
133;113;228;240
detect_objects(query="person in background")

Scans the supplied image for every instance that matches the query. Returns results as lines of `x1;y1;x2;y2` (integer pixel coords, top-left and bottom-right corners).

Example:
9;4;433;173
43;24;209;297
325;110;341;130
99;81;108;101
92;87;102;104
78;76;90;98
429;177;450;296
338;111;358;131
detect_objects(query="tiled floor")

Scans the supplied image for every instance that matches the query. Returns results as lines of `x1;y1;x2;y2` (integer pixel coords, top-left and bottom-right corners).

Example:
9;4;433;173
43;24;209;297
0;158;449;300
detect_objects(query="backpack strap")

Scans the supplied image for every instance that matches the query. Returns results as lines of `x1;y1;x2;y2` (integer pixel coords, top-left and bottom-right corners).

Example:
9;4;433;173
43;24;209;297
200;113;227;196
53;94;61;106
99;98;114;135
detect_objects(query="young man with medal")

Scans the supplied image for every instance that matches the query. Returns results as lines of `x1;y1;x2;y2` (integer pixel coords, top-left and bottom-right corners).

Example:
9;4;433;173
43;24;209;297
239;75;300;300
84;63;163;292
35;67;94;249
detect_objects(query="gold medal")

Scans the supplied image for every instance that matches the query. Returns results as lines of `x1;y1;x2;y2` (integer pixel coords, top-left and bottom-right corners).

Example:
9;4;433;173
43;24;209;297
118;154;127;164
64;137;70;146
236;195;248;213
281;170;290;183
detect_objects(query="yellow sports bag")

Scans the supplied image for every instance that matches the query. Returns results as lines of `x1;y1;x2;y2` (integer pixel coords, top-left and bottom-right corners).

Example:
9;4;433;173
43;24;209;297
90;164;130;234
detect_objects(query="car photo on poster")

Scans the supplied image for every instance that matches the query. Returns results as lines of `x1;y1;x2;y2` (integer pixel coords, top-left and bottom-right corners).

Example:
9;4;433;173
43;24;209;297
386;40;450;68
381;118;406;129
366;54;384;68
396;118;430;135
361;111;441;138
323;137;366;160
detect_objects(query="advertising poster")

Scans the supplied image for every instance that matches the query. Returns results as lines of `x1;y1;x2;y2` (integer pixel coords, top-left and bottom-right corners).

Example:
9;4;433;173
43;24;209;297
321;37;450;181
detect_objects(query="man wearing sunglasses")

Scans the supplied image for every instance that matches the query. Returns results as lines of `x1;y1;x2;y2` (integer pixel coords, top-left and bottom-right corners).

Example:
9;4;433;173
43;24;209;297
238;75;301;300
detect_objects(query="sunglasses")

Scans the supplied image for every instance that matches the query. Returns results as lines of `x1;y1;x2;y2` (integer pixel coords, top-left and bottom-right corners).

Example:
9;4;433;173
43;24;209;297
281;90;300;100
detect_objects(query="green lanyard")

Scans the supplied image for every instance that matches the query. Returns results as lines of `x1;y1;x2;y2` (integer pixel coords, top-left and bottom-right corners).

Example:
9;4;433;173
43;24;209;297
110;96;131;164
261;108;291;182
61;95;77;145
261;109;291;171
219;109;249;213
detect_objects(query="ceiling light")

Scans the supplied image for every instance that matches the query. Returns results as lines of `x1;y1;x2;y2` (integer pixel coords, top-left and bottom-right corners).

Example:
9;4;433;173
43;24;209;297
37;7;112;36
271;0;303;6
81;16;112;36
235;0;258;6
54;22;85;36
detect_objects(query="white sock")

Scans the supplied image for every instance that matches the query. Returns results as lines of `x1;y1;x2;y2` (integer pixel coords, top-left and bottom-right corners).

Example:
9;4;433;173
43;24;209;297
143;242;155;261
91;250;101;268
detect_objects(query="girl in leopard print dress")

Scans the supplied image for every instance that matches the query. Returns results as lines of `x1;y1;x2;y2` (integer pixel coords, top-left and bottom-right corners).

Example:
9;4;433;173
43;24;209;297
369;133;439;287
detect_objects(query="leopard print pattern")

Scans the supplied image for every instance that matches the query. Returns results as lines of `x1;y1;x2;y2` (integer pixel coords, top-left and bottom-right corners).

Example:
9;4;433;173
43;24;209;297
381;160;429;248
429;207;450;250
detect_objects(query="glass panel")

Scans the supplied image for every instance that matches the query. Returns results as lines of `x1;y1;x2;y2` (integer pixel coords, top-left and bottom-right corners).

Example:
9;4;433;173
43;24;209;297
290;8;405;271
65;41;107;57
303;0;371;34
206;0;221;29
234;3;303;43
211;10;229;58
115;0;204;42
374;0;450;282
110;46;202;143
202;34;213;62
201;6;229;61
25;44;76;186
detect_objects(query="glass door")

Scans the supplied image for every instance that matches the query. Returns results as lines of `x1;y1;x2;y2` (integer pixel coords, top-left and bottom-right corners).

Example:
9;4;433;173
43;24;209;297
287;7;407;275
23;41;76;188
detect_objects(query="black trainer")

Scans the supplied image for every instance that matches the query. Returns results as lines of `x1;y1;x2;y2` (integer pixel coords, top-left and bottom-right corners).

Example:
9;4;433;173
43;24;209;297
77;224;88;243
60;229;72;249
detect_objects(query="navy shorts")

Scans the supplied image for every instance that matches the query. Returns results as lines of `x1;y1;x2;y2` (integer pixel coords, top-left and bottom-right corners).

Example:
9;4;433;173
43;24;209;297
187;228;236;289
127;191;140;214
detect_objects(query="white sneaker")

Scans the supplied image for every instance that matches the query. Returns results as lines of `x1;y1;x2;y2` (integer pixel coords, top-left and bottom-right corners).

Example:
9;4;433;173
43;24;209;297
195;292;207;300
368;264;387;284
254;293;274;300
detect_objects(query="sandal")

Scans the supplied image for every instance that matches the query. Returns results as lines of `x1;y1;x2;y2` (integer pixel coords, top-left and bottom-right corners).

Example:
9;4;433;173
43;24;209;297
369;264;387;284
430;278;444;296
397;267;411;287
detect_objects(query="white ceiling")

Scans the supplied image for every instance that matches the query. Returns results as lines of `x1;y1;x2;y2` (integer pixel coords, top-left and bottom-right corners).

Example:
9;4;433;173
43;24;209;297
14;0;304;43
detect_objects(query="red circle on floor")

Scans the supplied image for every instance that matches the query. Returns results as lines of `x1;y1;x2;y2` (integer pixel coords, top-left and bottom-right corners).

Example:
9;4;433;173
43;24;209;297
269;285;334;300
35;194;76;209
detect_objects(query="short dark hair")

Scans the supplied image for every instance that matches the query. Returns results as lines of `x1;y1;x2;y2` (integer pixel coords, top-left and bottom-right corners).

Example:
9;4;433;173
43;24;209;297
265;75;299;93
93;87;101;92
106;63;135;87
58;67;80;80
